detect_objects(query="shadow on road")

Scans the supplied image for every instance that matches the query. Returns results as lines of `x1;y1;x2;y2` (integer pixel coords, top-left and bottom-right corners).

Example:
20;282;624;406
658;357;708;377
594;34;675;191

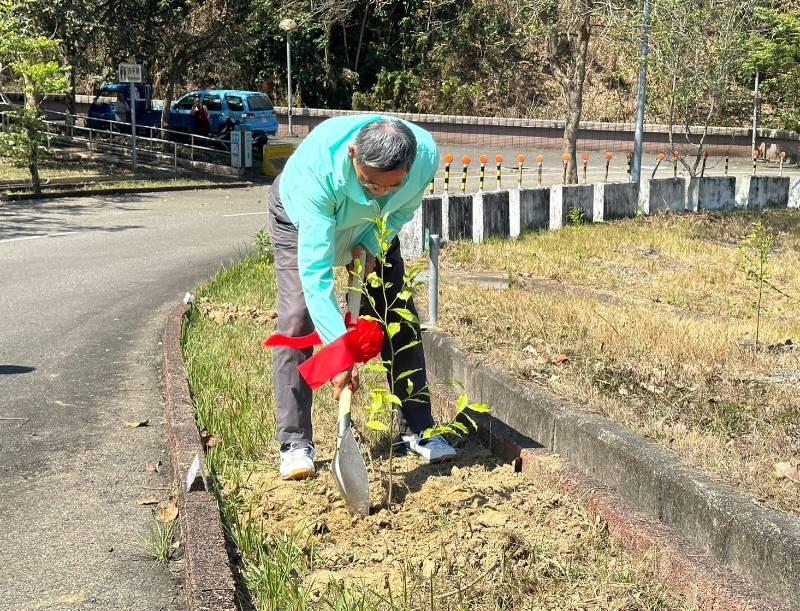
0;365;36;374
0;194;152;240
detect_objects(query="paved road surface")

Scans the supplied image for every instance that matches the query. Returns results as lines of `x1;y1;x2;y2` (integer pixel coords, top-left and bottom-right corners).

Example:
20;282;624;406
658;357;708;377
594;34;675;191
0;187;266;610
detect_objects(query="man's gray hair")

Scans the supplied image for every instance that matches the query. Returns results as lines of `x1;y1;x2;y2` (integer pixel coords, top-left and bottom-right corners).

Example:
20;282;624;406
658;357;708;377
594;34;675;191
354;119;417;172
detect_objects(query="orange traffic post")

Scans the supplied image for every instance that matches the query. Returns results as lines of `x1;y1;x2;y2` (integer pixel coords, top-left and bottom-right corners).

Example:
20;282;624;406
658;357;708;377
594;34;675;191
461;155;471;193
672;150;680;177
626;152;632;182
428;177;434;195
582;152;589;183
536;154;544;187
562;153;571;184
495;155;503;190
603;152;613;182
443;153;453;192
700;150;708;178
780;151;786;176
516;154;525;187
479;155;488;191
752;149;759;176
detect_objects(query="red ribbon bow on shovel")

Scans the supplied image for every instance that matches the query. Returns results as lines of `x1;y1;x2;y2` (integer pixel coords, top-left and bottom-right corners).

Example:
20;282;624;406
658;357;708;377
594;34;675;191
263;314;384;390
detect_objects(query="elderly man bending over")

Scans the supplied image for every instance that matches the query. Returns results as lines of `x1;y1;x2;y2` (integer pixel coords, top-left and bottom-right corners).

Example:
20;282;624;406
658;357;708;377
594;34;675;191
267;115;457;480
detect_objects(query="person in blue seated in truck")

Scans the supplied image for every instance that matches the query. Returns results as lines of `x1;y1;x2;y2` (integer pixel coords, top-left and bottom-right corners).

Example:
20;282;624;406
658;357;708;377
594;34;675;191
267;116;458;480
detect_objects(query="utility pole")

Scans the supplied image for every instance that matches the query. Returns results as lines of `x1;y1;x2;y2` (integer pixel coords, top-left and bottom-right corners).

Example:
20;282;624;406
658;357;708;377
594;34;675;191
279;18;298;137
631;0;652;186
751;70;760;155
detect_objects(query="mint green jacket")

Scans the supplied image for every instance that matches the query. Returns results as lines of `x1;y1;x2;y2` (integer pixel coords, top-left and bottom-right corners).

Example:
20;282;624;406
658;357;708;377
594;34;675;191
278;115;439;345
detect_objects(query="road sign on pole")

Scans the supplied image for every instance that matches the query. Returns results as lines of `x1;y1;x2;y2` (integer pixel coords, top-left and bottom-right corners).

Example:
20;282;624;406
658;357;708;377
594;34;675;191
118;63;143;83
118;63;143;172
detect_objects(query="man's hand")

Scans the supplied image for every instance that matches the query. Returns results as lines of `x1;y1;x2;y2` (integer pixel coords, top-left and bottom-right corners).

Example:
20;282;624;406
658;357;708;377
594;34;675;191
332;365;360;400
350;244;376;276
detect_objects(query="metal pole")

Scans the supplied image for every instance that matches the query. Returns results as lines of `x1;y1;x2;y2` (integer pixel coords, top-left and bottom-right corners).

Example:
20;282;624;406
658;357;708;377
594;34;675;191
428;234;440;328
286;31;294;137
130;82;137;172
174;142;178;176
752;70;760;156
631;0;652;186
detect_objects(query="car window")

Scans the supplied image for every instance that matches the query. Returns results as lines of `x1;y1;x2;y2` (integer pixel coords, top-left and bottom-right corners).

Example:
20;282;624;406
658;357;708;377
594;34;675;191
246;95;273;111
174;95;197;110
226;95;244;112
96;88;117;100
204;95;222;111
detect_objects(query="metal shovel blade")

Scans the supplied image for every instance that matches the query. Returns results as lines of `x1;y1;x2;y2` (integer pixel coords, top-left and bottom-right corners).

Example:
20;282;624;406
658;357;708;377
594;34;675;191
332;389;370;516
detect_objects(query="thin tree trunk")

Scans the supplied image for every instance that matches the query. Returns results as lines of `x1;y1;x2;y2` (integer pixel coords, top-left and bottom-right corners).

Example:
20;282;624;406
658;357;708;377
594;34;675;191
354;2;369;72
67;60;77;118
342;22;351;67
324;21;335;90
28;123;41;194
22;74;35;110
561;16;590;184
161;60;181;131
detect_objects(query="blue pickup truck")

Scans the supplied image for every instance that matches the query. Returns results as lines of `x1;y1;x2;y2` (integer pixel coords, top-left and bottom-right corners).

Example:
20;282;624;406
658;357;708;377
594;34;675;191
88;84;279;145
86;83;162;130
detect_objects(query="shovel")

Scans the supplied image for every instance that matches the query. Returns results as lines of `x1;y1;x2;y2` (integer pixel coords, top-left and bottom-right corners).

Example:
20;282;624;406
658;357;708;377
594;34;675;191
331;254;371;517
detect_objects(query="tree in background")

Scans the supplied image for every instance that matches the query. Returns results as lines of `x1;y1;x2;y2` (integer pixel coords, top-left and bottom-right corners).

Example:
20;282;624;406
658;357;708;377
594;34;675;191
0;0;69;193
26;0;99;116
149;0;247;129
743;2;800;132
648;0;755;175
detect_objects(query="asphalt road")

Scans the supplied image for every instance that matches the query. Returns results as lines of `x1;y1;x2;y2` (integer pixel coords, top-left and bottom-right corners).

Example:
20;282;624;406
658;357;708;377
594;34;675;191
0;187;267;610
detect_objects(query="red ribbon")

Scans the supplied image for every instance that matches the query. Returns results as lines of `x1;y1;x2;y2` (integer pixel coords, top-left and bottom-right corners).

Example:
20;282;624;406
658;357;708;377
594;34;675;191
263;316;384;390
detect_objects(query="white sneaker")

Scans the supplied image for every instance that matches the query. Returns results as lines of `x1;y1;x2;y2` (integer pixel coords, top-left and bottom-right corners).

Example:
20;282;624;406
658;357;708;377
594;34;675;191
401;431;458;464
279;441;316;480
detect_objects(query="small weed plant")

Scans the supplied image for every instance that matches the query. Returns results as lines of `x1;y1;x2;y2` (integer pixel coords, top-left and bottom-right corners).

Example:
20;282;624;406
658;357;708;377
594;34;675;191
255;229;275;264
568;207;585;228
739;220;774;347
146;518;178;564
358;216;490;508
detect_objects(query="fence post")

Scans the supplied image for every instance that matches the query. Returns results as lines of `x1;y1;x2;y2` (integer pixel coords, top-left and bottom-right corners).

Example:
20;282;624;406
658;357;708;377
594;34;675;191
428;234;440;328
89;128;93;160
191;134;195;162
174;142;178;176
461;156;471;193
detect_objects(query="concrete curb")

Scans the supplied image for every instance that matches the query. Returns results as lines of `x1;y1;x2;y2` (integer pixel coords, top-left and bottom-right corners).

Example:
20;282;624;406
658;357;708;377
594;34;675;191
423;331;799;610
162;303;238;611
1;181;256;203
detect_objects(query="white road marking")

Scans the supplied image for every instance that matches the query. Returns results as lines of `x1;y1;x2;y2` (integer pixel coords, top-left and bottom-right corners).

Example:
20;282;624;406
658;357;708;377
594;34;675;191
0;231;78;244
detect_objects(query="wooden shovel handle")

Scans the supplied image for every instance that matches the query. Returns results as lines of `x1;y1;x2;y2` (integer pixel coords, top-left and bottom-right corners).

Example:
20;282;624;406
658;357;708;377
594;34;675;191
337;387;353;438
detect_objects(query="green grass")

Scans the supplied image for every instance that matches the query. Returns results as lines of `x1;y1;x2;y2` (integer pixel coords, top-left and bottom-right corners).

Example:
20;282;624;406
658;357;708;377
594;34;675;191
145;519;178;564
182;244;695;611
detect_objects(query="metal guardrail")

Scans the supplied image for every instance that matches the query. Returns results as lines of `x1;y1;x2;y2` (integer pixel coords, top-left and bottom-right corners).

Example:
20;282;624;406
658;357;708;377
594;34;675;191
0;107;233;176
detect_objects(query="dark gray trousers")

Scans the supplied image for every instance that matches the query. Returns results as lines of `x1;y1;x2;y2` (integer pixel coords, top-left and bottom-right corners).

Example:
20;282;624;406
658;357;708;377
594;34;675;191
267;177;435;444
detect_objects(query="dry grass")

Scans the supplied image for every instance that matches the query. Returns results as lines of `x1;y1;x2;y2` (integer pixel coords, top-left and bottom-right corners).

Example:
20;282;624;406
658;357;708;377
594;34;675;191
433;209;800;514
